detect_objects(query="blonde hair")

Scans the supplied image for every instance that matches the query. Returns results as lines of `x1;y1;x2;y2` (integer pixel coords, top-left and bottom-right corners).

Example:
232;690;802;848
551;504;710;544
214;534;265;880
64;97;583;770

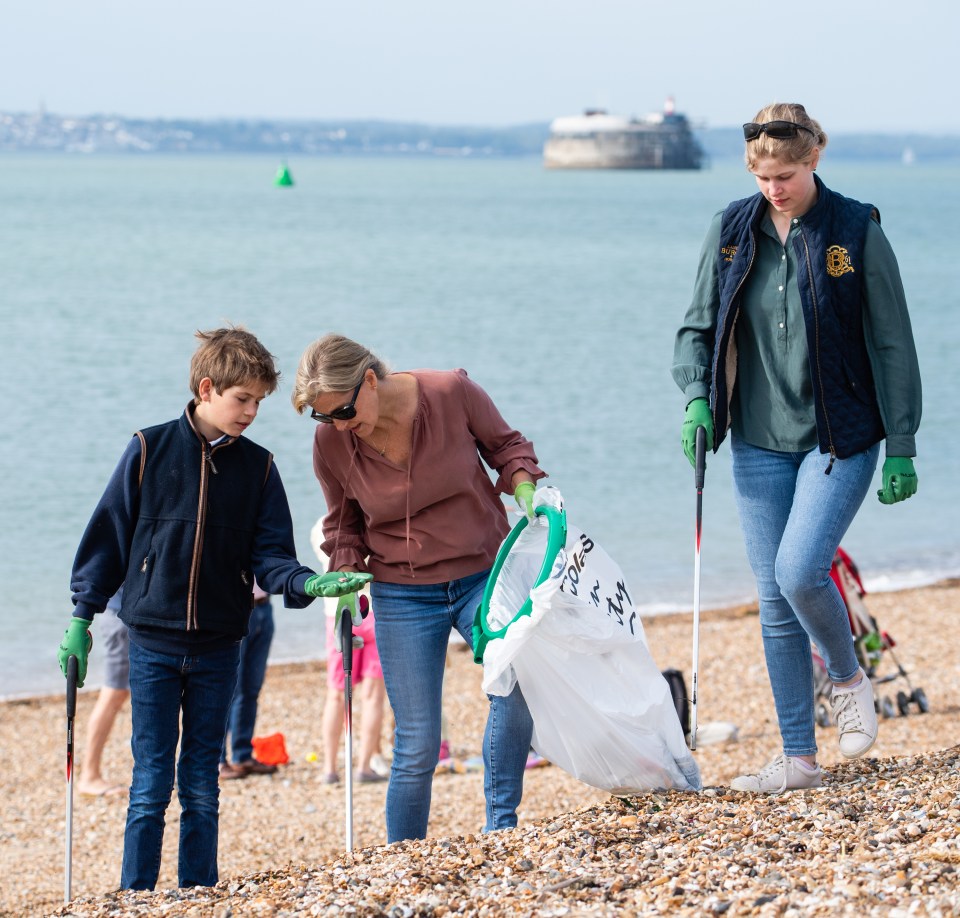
189;326;279;401
291;334;390;414
745;102;827;169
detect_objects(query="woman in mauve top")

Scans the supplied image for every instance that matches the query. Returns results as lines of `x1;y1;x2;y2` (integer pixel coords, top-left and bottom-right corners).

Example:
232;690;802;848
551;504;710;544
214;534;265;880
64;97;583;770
292;333;546;842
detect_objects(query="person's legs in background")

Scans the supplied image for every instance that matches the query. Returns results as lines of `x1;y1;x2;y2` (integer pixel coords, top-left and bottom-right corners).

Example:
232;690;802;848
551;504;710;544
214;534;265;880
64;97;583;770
353;609;387;781
220;598;275;779
321;618;346;784
80;604;130;796
356;675;388;780
322;603;390;784
80;688;130;795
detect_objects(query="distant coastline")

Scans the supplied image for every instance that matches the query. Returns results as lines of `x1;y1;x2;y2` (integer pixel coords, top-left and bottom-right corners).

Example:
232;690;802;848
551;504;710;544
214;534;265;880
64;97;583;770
3;109;960;162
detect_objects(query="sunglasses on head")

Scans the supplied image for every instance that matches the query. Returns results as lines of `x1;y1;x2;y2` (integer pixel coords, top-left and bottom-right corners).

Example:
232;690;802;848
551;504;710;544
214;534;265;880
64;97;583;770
743;120;816;141
310;372;368;424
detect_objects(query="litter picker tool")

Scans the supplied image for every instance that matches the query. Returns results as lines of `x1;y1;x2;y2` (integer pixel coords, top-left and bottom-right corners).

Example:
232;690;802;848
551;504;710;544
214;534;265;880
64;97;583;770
339;594;369;851
65;655;78;904
689;426;706;750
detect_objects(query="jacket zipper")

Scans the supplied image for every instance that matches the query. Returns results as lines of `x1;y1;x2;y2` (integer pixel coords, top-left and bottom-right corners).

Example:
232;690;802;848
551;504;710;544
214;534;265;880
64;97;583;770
798;226;837;474
712;229;756;436
186;442;217;629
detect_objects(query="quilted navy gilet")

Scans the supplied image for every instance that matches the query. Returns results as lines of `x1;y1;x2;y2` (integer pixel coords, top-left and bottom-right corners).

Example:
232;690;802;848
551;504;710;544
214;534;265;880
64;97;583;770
712;174;885;463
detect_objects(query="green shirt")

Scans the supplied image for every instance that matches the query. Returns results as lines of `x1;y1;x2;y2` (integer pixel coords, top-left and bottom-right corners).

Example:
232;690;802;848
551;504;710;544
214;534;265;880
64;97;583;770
672;209;921;457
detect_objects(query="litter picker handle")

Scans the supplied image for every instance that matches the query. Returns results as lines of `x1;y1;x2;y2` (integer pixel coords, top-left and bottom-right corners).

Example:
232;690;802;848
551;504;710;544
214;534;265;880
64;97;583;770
689;426;706;751
67;656;78;720
65;655;78;904
341;612;354;675
339;608;357;852
695;426;706;490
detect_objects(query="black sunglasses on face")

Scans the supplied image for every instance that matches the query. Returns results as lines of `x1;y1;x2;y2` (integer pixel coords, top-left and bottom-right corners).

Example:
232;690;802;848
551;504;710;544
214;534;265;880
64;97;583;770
310;375;366;424
743;120;816;141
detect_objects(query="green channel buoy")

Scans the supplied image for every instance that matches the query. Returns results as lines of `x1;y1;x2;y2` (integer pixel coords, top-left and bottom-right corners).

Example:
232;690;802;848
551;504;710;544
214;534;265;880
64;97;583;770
273;163;294;187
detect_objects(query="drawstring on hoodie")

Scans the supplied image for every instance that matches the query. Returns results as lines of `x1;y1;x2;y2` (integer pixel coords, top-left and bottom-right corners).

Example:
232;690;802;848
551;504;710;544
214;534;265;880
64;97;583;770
330;431;421;579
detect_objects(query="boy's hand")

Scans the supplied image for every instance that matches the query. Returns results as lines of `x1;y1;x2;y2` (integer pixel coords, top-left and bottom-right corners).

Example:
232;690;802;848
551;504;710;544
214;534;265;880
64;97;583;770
58;618;93;688
304;571;373;598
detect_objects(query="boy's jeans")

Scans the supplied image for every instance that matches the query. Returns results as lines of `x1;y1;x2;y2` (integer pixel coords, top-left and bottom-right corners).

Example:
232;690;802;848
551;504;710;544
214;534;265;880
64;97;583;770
121;641;240;889
730;435;880;757
222;601;274;764
372;569;533;842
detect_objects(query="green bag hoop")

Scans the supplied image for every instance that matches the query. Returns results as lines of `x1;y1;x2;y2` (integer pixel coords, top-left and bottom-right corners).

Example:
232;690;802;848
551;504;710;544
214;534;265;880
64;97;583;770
472;504;567;664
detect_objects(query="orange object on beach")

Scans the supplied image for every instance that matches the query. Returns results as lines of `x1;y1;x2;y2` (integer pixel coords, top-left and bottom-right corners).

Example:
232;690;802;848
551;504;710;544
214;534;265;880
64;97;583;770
251;733;289;766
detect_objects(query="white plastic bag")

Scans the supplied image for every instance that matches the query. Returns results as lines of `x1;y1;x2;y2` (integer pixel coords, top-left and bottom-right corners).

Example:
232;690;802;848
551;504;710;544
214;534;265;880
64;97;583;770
478;488;701;794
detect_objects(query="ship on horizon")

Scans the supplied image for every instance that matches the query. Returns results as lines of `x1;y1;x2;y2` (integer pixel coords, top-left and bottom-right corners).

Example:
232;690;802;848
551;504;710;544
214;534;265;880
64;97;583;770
543;97;703;170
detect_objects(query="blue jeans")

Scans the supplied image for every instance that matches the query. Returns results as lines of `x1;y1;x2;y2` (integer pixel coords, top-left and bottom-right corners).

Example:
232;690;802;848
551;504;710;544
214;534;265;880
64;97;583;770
731;435;880;756
371;569;533;842
122;640;241;889
222;601;275;764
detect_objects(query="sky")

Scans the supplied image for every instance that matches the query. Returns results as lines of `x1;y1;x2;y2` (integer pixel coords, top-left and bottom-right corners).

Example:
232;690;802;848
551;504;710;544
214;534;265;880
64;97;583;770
3;0;958;134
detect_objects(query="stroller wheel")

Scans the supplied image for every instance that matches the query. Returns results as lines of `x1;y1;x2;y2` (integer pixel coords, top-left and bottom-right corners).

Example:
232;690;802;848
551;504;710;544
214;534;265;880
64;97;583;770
896;691;911;717
815;702;832;728
880;696;896;719
913;687;929;714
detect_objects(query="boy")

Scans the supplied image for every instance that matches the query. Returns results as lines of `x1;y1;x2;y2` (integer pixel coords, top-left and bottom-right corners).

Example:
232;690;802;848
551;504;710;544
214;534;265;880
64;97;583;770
58;326;369;891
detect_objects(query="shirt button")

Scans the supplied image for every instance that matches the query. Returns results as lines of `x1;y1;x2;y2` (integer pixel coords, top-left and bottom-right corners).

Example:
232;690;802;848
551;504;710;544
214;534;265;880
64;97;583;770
778;285;784;292
781;254;786;260
792;218;799;224
779;323;785;329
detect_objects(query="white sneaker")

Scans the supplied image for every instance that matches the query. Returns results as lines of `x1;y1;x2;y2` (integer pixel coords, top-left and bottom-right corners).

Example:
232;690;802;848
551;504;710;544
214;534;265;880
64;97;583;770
369;754;391;778
730;754;822;793
831;668;878;758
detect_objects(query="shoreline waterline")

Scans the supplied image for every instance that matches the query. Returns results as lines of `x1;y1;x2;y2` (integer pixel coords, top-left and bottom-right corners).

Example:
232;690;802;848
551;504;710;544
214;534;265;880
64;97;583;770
15;573;957;705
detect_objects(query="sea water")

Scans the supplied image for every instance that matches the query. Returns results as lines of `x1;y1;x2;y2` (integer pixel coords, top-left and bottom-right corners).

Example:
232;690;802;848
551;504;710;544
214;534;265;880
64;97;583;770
1;153;957;698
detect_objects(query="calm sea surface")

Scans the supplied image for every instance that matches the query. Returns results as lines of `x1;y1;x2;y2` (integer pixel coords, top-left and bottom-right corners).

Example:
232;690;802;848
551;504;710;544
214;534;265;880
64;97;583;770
1;153;957;698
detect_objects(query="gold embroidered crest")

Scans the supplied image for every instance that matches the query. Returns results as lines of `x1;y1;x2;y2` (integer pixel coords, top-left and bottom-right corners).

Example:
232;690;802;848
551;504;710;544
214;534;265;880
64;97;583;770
720;244;737;263
826;245;855;277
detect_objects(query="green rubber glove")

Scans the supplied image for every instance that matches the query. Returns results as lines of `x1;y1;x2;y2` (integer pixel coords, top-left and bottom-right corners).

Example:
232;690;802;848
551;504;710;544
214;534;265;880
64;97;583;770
514;481;536;520
333;593;365;653
877;457;918;505
304;571;373;598
58;618;93;688
681;398;715;468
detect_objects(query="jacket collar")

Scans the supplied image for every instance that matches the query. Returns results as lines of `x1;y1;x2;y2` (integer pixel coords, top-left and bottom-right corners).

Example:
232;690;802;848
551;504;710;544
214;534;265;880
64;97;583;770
181;401;237;448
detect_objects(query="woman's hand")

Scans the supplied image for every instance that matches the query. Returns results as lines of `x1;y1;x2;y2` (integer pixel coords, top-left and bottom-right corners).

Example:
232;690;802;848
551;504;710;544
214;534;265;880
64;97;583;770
681;398;715;468
514;481;536;520
877;457;918;504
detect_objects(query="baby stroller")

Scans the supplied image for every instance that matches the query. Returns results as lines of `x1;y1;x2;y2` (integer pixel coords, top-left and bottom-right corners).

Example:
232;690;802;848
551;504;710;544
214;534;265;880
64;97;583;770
813;546;928;728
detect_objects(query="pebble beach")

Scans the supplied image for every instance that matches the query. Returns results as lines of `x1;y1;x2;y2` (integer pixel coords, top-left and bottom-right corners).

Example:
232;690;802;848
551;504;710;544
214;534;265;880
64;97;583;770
4;580;958;917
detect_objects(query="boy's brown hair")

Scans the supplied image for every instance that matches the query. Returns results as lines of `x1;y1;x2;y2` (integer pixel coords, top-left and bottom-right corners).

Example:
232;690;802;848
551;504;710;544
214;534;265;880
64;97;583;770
189;326;280;401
